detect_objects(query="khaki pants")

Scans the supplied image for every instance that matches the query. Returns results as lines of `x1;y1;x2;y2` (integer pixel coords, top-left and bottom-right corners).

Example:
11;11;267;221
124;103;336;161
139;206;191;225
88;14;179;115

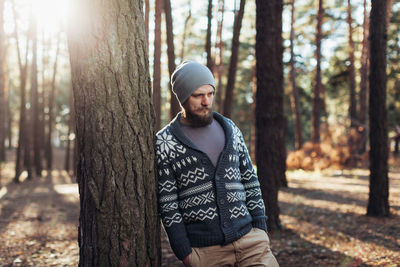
189;228;279;267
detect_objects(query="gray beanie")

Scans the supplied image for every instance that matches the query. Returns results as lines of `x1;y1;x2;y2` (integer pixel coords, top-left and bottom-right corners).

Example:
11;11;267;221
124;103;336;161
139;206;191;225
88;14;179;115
171;61;216;105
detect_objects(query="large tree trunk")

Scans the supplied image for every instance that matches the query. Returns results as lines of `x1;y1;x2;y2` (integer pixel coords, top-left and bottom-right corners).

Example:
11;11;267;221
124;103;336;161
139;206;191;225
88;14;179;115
255;0;285;231
223;0;245;118
30;19;42;177
46;33;61;171
206;0;213;71
13;2;31;182
312;0;324;144
367;0;389;217
215;0;225;113
0;0;6;163
164;0;180;118
153;0;162;131
358;0;369;154
68;0;160;265
289;0;302;150
145;0;150;50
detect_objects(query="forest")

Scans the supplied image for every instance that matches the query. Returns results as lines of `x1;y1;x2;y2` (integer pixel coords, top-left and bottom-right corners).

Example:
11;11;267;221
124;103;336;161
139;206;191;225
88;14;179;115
0;0;399;266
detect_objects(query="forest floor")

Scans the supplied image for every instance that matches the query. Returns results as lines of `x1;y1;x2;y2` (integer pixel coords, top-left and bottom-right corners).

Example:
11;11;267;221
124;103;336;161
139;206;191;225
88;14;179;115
0;149;399;266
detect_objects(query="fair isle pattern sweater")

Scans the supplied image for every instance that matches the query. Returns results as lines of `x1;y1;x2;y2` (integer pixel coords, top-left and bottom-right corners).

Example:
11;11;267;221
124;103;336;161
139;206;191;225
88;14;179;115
155;112;267;260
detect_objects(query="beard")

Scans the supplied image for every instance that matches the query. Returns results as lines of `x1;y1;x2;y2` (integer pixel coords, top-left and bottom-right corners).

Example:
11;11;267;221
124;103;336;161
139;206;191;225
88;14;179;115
182;105;213;127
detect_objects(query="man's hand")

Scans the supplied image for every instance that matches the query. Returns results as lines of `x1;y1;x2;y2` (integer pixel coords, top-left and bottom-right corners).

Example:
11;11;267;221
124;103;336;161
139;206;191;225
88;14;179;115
182;253;191;267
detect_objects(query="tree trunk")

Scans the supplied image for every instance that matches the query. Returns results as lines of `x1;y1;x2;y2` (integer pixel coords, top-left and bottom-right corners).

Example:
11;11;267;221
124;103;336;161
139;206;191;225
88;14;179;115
153;0;162;131
215;0;225;113
347;0;357;128
30;19;42;177
358;0;369;154
13;2;31;182
312;0;324;144
68;0;160;265
47;33;61;171
145;0;149;50
0;0;6;162
206;0;213;71
367;0;389;217
179;0;191;62
255;0;285;231
223;0;246;118
164;0;180;118
394;136;399;156
289;0;302;150
65;85;74;173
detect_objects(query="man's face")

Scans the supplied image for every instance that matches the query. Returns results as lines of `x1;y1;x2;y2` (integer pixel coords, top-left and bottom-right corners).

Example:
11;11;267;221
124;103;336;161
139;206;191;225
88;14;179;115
182;84;214;127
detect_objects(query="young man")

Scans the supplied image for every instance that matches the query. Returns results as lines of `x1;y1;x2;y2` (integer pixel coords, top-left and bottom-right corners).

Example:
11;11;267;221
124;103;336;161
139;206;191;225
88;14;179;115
155;61;279;267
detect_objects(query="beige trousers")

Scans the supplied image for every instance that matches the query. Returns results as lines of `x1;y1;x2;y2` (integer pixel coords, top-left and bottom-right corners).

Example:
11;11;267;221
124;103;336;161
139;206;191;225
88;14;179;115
189;228;279;267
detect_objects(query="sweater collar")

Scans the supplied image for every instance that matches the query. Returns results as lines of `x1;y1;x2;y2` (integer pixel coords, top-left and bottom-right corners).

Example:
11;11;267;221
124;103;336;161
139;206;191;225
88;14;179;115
169;111;233;151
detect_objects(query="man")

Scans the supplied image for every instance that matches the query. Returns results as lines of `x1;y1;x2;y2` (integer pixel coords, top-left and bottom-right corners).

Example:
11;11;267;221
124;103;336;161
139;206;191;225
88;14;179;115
155;61;279;267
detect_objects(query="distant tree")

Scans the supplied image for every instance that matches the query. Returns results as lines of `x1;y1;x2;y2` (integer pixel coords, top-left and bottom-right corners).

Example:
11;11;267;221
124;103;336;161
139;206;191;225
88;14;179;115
13;2;32;182
256;0;285;231
358;0;369;154
0;0;6;162
347;0;356;128
68;0;160;265
164;0;180;118
46;33;61;171
312;0;324;144
223;0;245;118
215;0;225;113
289;0;302;150
30;18;42;177
206;0;213;71
367;0;390;217
153;0;162;130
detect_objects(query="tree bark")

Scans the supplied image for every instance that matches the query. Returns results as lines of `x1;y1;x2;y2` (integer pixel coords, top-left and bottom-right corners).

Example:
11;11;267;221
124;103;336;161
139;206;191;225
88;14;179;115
30;18;42;177
312;0;324;144
289;0;302;150
164;0;180;118
153;0;163;131
0;0;6;163
145;0;149;50
358;0;369;154
367;0;389;217
47;33;61;171
223;0;246;118
256;0;285;231
68;0;160;265
206;0;213;71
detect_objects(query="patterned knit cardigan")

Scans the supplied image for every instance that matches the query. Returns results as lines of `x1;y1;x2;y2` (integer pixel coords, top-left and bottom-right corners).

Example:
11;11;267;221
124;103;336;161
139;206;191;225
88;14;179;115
155;112;267;260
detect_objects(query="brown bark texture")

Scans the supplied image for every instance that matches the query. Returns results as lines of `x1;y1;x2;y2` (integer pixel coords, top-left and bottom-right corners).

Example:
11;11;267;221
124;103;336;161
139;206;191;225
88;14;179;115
367;0;390;217
67;0;160;265
153;0;163;131
223;0;245;118
255;0;286;231
312;0;324;144
164;0;180;119
0;0;6;162
289;0;302;150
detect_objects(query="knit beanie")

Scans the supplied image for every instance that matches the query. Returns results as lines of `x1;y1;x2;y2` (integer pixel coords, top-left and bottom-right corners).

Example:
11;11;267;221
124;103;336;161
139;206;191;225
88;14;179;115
171;61;216;105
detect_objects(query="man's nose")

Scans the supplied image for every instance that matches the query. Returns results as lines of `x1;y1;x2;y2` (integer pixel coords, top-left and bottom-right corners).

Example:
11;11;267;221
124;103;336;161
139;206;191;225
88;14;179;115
202;95;212;106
